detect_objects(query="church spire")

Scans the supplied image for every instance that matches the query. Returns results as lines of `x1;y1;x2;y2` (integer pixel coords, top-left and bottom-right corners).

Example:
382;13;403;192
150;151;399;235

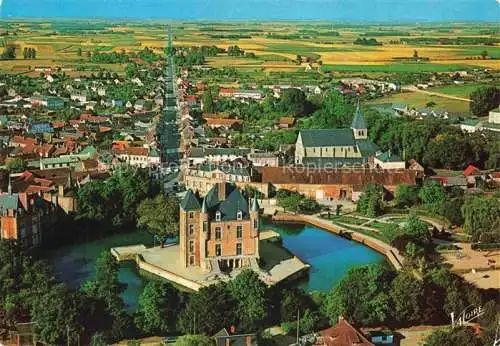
7;174;12;195
351;100;367;139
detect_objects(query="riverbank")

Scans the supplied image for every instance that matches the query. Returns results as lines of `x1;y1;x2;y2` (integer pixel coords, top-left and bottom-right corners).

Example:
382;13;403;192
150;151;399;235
271;213;404;270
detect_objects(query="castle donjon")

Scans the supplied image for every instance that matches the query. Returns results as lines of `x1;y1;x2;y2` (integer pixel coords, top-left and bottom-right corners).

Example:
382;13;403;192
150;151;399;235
179;182;260;272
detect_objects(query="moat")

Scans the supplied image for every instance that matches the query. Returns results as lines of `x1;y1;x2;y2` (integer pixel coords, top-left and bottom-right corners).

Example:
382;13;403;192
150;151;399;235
48;222;385;311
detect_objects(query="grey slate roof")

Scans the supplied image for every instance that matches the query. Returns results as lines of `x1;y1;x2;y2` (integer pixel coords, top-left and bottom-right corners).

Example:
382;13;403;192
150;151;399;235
218;188;249;221
299;128;356;147
203;183;250;221
351;103;367;129
357;139;380;157
180;189;201;211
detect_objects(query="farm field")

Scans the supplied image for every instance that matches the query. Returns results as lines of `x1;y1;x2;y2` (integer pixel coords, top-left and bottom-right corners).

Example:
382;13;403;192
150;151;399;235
0;20;498;76
369;91;471;114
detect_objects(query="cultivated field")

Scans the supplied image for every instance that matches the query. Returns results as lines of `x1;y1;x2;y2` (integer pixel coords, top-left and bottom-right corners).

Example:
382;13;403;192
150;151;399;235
0;20;498;76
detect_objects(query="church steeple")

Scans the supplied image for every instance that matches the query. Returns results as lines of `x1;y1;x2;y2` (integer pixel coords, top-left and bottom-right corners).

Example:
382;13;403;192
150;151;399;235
351;100;367;140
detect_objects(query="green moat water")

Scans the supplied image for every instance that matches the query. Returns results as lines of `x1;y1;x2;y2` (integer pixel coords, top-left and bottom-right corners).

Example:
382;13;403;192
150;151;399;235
49;223;385;311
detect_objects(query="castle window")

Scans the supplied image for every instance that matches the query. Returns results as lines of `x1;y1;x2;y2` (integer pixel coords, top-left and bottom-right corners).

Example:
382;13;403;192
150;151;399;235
215;244;222;256
189;212;194;219
189;240;194;253
215;227;222;240
254;219;258;229
236;243;242;256
189;255;195;265
236;225;243;239
189;224;195;236
236;210;243;220
215;211;221;221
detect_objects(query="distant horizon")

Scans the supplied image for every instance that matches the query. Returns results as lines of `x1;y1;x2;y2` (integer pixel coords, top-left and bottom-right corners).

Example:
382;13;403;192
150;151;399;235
1;0;498;22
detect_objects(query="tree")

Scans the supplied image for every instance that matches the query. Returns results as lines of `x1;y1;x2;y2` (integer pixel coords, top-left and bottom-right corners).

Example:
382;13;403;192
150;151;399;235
137;194;179;243
356;184;384;217
426;327;482;346
322;264;393;326
276;190;319;214
389;271;423;324
394;184;419;208
413;50;419;59
6;158;27;173
480;50;488;59
174;335;214;346
461;195;500;242
470;86;500;117
77;47;82;57
76;167;157;230
202;89;215;113
82;251;125;315
418;180;446;215
0;45;16;60
135;281;183;335
230;269;268;332
279;88;310;116
31;284;82;345
280;289;313;323
178;283;237;335
81;251;132;341
304;90;352;129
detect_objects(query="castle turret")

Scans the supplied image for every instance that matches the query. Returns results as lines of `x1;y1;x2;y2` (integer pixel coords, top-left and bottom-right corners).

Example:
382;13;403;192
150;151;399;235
179;189;201;268
351;101;368;140
250;194;260;259
199;197;209;270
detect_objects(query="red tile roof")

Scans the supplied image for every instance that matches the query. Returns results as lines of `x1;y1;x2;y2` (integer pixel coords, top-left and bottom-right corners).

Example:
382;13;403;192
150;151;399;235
12;136;37;147
261;167;417;186
51;121;66;129
317;319;374;346
205;118;244;127
463;164;479;177
279;117;296;126
114;147;148;156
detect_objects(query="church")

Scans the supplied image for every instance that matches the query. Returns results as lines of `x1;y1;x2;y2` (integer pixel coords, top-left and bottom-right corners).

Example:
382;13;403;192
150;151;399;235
294;103;382;167
179;182;260;273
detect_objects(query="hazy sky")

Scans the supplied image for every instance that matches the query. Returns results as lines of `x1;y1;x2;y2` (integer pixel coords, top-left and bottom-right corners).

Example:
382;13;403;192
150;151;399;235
1;0;499;21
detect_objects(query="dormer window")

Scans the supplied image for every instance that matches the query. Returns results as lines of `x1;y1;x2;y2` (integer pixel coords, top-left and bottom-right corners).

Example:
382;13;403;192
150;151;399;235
236;210;243;220
215;211;221;222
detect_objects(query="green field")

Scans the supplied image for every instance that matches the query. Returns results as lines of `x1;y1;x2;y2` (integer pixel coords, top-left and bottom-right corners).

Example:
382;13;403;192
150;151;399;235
428;84;495;98
322;63;481;73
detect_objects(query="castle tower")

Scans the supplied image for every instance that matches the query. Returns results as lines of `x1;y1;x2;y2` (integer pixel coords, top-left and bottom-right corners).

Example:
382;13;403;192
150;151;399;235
179;189;201;268
199;197;209;270
351;101;368;140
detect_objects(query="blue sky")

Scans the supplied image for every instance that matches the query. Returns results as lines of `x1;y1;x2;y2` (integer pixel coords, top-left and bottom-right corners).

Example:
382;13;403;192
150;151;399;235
1;0;498;21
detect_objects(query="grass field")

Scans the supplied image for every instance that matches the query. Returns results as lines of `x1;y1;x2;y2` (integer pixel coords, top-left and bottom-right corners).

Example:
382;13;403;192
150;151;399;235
369;91;471;113
322;62;481;73
428;83;495;98
1;20;499;76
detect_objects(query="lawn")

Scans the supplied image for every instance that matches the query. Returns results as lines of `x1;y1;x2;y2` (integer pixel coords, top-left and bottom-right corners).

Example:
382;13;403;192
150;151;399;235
327;215;366;225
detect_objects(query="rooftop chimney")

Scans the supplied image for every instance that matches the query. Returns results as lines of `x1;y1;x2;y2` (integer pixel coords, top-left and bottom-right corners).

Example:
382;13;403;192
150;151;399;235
217;182;227;201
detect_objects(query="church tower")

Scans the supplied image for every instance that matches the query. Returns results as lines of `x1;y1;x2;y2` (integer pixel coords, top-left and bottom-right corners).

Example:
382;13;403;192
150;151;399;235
351;101;368;140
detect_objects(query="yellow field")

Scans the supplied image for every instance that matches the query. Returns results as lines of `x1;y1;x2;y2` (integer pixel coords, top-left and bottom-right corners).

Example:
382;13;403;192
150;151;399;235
1;21;499;75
